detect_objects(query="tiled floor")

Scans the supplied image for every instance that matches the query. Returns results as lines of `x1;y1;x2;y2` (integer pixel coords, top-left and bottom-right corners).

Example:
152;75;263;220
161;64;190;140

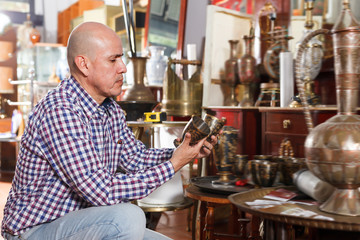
0;181;192;240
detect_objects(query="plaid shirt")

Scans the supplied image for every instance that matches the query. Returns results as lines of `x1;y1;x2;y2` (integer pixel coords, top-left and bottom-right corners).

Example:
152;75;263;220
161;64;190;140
2;77;175;236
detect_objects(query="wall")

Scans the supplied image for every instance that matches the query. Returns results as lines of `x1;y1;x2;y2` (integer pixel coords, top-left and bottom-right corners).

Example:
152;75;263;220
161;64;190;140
183;0;208;61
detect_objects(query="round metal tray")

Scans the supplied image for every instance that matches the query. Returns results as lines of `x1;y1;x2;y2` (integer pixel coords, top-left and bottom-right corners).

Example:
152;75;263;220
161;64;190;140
190;176;253;195
229;187;360;232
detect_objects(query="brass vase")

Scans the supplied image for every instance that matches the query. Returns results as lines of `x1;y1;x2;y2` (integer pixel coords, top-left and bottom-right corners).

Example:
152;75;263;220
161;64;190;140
238;35;256;107
212;126;238;185
223;40;240;106
122;57;155;102
296;0;360;216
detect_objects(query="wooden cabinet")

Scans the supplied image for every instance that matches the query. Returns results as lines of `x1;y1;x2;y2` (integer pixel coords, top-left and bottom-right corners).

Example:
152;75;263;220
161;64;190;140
204;107;261;175
260;107;337;157
0;27;17;117
0;118;18;182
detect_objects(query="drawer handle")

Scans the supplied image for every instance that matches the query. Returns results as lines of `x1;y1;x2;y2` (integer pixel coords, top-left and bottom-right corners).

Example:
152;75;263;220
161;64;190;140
283;119;291;129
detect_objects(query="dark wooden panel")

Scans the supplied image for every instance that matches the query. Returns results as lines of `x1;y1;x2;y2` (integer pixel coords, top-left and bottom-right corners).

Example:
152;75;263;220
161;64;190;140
264;112;308;135
204;108;261;160
263;133;306;158
261;108;338;159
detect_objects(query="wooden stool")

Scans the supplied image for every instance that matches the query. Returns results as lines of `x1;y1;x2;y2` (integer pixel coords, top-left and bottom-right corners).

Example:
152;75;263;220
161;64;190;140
185;185;251;240
136;198;193;230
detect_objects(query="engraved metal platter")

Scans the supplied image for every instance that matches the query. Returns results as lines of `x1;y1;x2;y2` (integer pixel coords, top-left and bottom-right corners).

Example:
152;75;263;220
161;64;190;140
190;176;253;195
228;187;360;231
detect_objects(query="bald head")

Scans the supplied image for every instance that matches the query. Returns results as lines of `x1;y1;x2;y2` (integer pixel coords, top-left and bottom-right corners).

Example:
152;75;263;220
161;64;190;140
67;22;119;75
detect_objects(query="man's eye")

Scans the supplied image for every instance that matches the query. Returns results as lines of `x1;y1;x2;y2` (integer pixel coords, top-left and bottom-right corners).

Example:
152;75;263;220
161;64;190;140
110;59;116;62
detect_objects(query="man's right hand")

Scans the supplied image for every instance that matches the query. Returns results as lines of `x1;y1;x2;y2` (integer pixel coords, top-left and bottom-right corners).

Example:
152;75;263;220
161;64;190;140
170;132;216;172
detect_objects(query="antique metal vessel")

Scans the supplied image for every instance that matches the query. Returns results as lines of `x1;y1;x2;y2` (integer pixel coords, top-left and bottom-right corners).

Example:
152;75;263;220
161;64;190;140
296;0;360;216
173;115;210;147
233;154;248;181
202;114;226;142
223;40;240;106
122;57;155;102
161;59;202;116
213;126;238;185
120;57;157;120
238;34;256;107
249;160;278;188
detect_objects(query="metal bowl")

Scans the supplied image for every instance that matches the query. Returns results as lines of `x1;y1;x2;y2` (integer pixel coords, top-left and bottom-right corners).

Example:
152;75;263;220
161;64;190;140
233;154;248;180
277;157;307;185
249;160;278;187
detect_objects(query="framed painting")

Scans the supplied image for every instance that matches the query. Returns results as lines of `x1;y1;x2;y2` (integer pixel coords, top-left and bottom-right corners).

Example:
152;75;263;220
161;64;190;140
211;0;254;14
296;0;328;17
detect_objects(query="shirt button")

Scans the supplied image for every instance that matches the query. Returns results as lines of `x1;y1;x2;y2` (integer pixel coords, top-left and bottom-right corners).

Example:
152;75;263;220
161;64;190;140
117;139;122;144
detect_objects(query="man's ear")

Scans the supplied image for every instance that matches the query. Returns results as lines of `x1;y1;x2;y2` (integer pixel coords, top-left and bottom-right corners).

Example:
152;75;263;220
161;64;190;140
74;55;90;76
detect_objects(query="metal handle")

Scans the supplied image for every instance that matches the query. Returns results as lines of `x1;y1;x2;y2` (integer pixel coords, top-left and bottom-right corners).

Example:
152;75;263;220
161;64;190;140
6;99;31;106
295;29;330;132
283;119;291;129
8;79;31;85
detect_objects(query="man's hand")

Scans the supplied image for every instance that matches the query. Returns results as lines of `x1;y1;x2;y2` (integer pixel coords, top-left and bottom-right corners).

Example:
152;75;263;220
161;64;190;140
170;132;220;172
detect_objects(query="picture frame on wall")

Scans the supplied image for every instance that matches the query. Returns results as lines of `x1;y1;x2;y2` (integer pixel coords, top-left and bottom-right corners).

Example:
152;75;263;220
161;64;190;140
297;0;328;16
211;0;254;14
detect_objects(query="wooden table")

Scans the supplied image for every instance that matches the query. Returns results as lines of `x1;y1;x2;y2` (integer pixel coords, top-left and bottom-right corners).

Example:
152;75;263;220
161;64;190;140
185;185;254;240
229;187;360;240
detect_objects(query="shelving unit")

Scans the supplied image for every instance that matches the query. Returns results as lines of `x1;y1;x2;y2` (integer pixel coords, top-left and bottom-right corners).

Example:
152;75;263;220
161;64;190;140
9;43;67;122
57;0;104;45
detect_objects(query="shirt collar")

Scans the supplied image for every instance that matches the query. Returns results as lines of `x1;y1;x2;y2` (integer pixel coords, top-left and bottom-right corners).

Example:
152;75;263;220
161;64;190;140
64;76;116;118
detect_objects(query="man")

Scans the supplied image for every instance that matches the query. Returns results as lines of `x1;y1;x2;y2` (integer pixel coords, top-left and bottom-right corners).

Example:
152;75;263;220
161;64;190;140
2;22;217;239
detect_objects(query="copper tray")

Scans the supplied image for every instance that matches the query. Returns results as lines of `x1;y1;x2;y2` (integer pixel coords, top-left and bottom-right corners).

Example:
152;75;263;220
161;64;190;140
229;187;360;231
190;176;253;195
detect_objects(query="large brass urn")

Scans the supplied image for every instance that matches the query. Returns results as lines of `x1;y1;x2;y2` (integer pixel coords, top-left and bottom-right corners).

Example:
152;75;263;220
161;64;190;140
297;0;360;216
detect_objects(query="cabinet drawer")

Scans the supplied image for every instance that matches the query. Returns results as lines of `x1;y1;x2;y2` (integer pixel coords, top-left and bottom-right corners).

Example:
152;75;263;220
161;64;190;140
263;134;306;157
264;112;309;134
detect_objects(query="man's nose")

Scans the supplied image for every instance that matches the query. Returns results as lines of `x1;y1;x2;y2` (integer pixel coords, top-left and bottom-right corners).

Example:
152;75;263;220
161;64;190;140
117;60;127;74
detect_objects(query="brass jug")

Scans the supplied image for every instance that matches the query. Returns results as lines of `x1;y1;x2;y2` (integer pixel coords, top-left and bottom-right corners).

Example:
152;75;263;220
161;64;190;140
161;59;202;117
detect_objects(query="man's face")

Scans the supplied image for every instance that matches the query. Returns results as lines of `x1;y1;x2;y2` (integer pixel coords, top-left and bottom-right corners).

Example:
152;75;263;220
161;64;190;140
87;33;127;100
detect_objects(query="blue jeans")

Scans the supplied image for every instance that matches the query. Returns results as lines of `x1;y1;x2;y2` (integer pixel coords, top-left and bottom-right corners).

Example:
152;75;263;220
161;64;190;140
4;203;172;240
